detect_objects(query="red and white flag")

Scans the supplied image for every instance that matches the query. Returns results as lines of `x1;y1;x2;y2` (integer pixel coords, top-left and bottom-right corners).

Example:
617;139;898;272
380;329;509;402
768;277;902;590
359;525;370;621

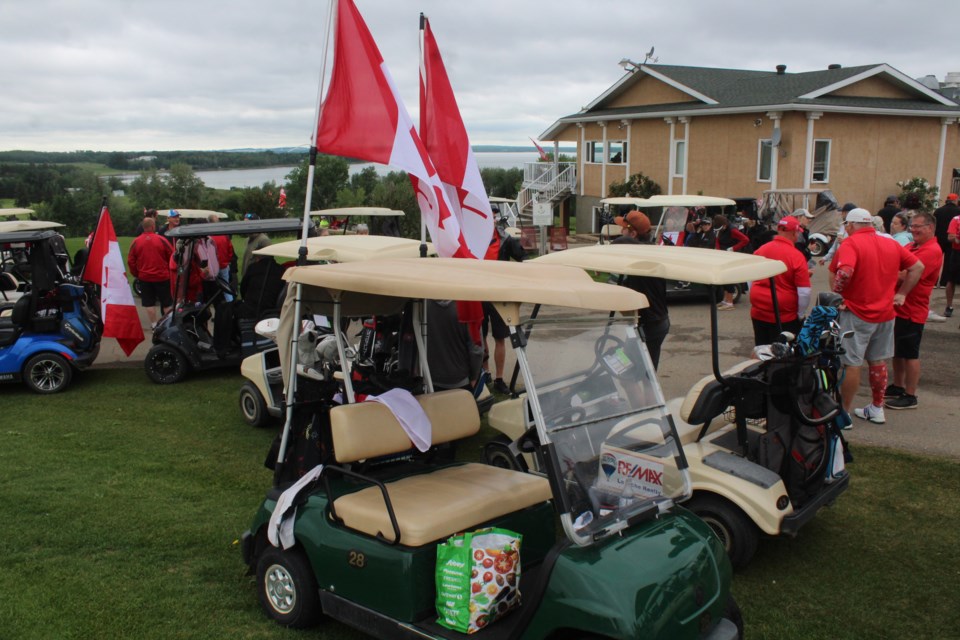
81;206;144;356
419;15;493;261
315;0;474;258
530;137;549;162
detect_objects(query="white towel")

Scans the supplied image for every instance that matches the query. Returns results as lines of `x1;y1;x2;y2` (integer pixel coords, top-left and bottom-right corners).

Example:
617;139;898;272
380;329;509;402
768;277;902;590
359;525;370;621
267;464;325;549
366;388;432;452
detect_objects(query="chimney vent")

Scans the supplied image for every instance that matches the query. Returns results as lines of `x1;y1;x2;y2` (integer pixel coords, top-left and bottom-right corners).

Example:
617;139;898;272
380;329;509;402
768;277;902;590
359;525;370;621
776;64;787;75
828;64;842;70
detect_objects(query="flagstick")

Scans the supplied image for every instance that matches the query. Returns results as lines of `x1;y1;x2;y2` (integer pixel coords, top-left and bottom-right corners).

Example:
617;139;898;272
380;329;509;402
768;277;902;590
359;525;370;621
275;0;337;485
418;13;428;258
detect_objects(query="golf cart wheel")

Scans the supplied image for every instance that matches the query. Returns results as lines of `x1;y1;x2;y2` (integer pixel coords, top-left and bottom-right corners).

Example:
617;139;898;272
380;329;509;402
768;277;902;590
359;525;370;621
481;435;528;472
239;382;269;428
808;238;828;257
23;352;73;394
256;546;322;629
687;494;759;570
132;278;142;298
144;345;189;384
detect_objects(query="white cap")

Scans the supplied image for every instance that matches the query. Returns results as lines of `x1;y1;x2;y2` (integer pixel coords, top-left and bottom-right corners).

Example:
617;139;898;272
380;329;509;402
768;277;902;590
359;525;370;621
844;208;873;224
793;208;814;218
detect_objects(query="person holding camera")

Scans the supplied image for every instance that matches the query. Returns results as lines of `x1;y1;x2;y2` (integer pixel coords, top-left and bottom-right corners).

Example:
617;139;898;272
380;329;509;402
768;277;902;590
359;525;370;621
684;216;716;249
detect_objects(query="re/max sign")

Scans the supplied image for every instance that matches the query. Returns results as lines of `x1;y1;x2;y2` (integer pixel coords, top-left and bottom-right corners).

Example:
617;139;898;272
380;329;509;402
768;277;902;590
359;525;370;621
617;460;663;486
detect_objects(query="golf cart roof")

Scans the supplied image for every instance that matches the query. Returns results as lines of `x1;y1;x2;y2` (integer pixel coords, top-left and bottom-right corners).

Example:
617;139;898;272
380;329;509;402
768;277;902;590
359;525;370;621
0;219;64;232
599;197;648;207
533;244;786;284
310;206;404;217
255;235;434;262
159;209;229;220
283;258;648;315
601;195;736;209
0;229;61;244
165;218;310;239
488;196;517;204
0;208;37;220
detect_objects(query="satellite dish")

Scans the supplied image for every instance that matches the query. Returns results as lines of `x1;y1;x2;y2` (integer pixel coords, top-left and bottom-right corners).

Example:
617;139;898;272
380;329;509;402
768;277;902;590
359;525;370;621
771;128;782;147
647;46;655;58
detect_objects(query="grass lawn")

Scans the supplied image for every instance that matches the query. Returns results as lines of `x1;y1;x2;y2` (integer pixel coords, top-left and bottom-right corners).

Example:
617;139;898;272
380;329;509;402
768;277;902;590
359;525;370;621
1;367;958;639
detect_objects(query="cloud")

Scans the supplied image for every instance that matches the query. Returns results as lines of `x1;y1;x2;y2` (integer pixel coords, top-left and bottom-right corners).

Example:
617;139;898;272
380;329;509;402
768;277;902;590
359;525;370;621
1;0;957;152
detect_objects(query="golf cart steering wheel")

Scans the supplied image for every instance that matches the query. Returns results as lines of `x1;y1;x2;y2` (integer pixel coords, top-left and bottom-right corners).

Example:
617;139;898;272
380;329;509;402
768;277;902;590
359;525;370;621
594;334;628;378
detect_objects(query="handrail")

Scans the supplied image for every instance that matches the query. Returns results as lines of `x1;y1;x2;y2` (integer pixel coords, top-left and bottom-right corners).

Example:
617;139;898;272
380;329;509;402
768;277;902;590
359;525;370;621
518;163;577;213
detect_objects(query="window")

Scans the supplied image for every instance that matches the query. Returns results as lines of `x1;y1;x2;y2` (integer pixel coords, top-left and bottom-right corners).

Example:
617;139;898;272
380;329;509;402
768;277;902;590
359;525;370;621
757;139;773;182
588;141;604;164
812;139;831;182
608;141;627;164
673;140;686;177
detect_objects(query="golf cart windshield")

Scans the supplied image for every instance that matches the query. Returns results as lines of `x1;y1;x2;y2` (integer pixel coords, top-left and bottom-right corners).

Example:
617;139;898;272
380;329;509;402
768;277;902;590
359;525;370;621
522;311;689;545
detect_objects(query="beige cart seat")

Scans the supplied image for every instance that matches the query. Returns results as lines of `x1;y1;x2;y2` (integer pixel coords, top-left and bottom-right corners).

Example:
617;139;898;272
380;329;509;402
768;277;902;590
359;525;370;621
329;389;551;547
673;360;758;444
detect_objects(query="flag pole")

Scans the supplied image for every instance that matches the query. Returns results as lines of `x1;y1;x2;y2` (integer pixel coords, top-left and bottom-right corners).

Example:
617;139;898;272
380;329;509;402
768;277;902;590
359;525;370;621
418;12;428;258
276;0;337;485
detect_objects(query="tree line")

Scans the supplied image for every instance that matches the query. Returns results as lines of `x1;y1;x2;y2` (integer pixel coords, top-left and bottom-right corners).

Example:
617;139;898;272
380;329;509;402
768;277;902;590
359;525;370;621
0;156;523;238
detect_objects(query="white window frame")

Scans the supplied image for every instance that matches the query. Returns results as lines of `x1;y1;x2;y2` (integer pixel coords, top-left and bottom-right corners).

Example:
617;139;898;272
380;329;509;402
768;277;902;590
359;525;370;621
812;139;831;183
673;140;686;177
587;141;604;164
607;140;627;164
757;139;773;182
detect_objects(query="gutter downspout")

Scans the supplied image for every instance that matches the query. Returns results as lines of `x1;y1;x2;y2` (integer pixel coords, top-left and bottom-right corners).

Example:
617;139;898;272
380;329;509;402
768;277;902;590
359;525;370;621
803;112;823;189
664;117;676;195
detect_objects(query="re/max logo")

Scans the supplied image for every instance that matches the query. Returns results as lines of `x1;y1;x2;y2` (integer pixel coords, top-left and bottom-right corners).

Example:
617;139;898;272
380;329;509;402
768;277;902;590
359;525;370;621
617;460;663;485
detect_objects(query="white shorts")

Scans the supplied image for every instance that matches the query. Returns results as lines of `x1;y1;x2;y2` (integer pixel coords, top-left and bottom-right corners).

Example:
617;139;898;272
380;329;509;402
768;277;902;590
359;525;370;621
838;310;894;367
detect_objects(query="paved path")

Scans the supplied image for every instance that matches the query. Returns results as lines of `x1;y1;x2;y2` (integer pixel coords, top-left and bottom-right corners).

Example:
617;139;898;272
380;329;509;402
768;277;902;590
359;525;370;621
94;237;960;460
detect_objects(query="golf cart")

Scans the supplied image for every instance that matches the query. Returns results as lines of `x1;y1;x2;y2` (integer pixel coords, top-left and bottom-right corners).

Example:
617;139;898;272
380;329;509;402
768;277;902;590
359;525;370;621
758;189;841;257
158;208;229;223
310;206;404;235
498;244;851;568
240;258;741;639
0;229;101;393
238;235;475;428
144;218;309;384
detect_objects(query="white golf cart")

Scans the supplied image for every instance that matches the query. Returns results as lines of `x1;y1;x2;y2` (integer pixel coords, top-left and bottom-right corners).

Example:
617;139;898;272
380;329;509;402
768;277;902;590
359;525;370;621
489;244;851;569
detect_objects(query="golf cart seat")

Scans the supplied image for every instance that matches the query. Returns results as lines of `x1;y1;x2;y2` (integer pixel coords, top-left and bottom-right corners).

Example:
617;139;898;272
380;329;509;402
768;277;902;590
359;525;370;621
0;293;32;347
673;360;758;444
328;389;552;547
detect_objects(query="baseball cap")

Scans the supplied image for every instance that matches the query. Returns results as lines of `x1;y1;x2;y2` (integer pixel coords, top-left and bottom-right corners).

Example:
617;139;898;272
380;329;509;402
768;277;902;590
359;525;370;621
947;193;959;202
244;212;259;220
885;195;899;204
614;210;651;236
793;208;814;218
777;216;801;232
168;209;180;218
841;202;858;213
844;208;873;224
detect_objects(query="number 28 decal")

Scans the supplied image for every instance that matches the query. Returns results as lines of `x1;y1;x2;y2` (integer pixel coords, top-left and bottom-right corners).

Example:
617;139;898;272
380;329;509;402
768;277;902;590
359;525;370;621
347;550;366;568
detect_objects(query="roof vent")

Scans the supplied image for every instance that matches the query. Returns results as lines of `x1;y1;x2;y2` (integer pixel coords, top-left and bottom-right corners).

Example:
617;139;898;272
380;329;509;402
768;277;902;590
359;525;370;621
776;64;787;75
828;64;842;70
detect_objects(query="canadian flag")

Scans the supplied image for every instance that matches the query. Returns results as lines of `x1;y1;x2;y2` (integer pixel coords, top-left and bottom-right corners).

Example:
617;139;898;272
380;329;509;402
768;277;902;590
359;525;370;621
315;0;474;258
81;207;144;356
419;15;493;261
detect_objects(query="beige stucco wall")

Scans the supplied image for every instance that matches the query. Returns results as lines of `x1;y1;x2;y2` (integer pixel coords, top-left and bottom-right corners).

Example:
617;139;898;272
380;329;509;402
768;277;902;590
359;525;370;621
607;76;698;108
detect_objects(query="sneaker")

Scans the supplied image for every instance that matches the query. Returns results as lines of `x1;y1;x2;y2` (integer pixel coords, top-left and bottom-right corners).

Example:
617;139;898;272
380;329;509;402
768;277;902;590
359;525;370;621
492;378;510;395
945;307;954;318
853;404;886;424
885;394;918;410
927;310;947;323
883;384;906;399
717;301;735;311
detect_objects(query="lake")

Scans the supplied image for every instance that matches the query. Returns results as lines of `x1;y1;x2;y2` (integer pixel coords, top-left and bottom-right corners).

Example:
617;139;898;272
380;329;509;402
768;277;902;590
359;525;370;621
126;151;542;190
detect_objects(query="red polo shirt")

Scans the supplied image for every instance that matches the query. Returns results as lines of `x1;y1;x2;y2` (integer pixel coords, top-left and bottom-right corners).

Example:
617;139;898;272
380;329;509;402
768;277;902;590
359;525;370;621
749;235;811;323
948;216;960;251
896;237;943;324
831;227;919;323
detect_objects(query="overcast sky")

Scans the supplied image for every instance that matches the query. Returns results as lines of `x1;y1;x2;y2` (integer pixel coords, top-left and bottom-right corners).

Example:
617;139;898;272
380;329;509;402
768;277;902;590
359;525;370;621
2;0;958;153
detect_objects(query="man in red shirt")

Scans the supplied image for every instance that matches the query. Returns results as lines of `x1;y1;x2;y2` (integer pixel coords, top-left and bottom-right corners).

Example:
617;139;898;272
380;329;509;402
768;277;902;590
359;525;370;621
749;216;811;345
883;212;943;410
829;208;924;425
127;217;174;327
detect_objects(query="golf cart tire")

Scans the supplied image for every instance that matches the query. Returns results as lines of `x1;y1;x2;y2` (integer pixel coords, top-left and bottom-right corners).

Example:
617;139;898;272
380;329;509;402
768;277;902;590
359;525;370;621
23;352;73;394
726;595;745;639
687;494;759;570
256;546;322;629
808;238;828;257
239;382;269;428
481;435;528;472
144;345;189;384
